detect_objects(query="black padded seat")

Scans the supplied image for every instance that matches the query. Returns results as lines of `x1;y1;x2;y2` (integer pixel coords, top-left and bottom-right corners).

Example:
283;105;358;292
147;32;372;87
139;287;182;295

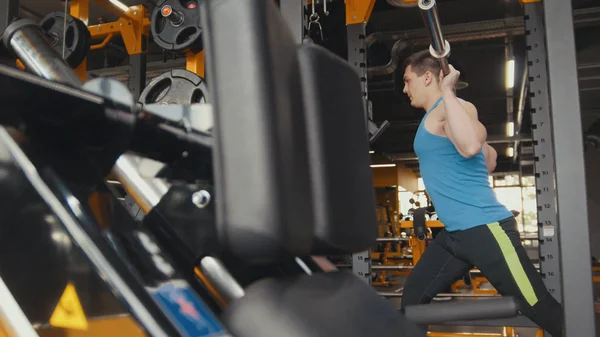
222;272;423;337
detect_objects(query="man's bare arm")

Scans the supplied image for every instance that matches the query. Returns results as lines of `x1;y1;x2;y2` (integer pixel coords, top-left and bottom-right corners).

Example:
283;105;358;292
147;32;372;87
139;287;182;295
311;256;338;272
442;92;487;158
482;143;497;173
440;65;487;158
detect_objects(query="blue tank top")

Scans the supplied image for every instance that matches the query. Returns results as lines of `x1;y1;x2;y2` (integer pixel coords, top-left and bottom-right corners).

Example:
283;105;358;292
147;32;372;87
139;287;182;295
413;97;512;231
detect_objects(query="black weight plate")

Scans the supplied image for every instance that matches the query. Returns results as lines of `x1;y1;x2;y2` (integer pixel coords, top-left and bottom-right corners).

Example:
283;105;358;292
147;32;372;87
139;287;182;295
151;0;203;52
139;69;208;105
71;17;92;68
40;12;90;68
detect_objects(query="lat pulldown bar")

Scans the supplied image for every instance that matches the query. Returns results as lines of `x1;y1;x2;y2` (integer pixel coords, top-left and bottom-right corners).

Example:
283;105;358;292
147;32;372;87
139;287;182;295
418;0;451;76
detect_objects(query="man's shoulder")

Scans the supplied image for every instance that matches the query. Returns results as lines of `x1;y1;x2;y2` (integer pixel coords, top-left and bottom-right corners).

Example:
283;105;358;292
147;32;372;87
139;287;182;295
457;97;476;109
457;98;478;117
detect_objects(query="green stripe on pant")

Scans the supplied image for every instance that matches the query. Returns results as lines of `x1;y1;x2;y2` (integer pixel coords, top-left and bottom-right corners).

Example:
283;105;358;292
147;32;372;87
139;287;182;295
487;222;539;306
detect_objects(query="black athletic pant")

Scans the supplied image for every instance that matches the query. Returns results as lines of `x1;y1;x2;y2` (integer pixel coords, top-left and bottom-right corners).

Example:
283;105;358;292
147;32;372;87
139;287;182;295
400;216;563;336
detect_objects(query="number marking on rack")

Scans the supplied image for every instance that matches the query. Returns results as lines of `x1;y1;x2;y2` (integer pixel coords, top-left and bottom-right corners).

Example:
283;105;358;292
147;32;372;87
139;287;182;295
524;2;562;300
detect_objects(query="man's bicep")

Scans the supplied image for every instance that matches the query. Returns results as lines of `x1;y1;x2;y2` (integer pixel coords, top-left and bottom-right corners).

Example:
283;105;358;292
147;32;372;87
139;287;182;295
460;100;488;141
485;143;497;158
483;143;497;173
459;99;479;120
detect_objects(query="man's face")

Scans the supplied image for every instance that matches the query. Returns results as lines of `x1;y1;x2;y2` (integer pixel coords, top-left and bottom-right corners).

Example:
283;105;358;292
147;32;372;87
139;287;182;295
403;65;427;108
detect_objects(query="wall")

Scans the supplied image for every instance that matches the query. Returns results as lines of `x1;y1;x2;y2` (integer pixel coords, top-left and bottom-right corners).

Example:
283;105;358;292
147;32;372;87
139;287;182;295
371;164;419;191
397;165;419;192
372;166;397;187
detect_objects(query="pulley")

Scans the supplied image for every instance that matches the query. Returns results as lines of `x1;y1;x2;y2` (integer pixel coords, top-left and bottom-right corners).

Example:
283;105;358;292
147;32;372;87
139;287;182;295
150;0;203;52
40;12;91;68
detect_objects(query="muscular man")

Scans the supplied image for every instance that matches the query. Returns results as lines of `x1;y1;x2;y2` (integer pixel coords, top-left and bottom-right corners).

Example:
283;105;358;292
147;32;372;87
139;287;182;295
399;50;563;336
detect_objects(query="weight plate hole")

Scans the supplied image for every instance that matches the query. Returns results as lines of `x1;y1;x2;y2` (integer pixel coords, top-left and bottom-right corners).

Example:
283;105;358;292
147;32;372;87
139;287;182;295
41;18;55;32
144;78;172;104
65;26;75;49
154;17;166;35
175;26;198;46
191;89;205;103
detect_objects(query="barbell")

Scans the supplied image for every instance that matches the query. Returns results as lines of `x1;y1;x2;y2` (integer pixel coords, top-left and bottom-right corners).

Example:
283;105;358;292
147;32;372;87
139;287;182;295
418;0;451;76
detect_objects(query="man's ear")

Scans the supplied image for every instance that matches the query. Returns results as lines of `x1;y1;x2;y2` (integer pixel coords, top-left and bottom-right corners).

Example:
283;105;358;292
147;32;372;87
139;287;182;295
423;71;433;86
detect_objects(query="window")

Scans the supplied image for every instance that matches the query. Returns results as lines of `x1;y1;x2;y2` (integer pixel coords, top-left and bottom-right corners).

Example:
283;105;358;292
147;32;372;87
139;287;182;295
493;174;521;187
397;191;428;218
521;176;536;187
417;177;425;191
494;186;525;231
521;186;538;233
398;176;540;241
493;175;539;246
398;184;428;218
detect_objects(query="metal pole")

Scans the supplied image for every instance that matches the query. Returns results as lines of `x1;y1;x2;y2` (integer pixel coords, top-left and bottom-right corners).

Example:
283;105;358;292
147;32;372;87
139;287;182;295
0;276;39;337
417;0;450;75
523;5;563;320
505;36;515;160
199;256;245;303
513;64;528;163
2;19;83;86
540;0;596;335
378;291;500;298
347;18;372;283
112;154;170;214
0;0;19;34
280;0;305;45
376;237;409;242
372;265;414;270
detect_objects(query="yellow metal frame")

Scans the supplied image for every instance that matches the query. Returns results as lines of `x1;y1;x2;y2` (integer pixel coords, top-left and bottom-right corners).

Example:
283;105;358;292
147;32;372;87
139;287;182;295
70;0;89;81
427;328;517;337
303;0;376;25
37;316;145;337
186;51;205;77
345;0;376;25
87;1;150;56
64;0;151;81
399;220;444;229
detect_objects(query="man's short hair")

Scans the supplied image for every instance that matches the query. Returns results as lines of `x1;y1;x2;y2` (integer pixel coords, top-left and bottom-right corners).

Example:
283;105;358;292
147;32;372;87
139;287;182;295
402;50;441;78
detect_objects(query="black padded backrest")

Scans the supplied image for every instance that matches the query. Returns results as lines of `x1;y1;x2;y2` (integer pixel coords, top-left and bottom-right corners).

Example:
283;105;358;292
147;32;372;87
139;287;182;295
201;0;314;263
298;44;378;254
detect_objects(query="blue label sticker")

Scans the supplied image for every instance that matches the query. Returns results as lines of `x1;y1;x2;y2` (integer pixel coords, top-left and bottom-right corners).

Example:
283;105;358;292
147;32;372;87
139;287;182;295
150;280;228;337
